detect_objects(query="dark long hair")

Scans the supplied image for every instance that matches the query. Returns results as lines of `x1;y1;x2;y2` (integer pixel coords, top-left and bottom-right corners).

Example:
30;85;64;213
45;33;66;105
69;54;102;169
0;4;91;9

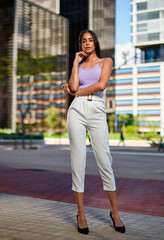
78;29;101;59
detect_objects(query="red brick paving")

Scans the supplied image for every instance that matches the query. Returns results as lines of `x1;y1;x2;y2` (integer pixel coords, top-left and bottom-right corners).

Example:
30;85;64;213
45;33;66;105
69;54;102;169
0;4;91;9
0;166;163;217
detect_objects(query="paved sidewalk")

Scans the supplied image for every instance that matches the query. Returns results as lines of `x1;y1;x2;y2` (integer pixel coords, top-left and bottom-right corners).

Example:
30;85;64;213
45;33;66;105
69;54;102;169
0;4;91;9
0;193;164;240
0;145;164;240
0;166;163;217
0;138;162;153
0;144;160;153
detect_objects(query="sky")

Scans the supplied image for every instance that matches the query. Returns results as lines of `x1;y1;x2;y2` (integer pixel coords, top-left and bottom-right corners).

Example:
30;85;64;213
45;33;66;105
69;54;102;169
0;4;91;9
116;0;131;45
115;0;134;67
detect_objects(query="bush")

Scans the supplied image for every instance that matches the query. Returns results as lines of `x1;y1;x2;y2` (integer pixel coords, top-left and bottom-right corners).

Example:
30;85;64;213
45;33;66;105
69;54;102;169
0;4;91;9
0;132;43;139
124;125;138;135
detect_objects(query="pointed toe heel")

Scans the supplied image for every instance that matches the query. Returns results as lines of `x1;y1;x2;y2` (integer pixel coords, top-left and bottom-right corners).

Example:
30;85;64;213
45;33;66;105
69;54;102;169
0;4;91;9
77;215;89;235
110;211;125;233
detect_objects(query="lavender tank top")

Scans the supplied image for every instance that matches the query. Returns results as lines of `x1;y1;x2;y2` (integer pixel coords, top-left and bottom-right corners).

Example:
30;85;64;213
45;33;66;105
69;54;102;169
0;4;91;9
79;59;103;89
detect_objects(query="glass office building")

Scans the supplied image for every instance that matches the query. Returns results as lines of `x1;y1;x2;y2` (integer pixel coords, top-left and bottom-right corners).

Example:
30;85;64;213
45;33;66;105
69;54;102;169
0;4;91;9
90;0;115;58
114;0;164;135
0;0;14;129
131;0;164;63
0;0;68;131
31;0;60;13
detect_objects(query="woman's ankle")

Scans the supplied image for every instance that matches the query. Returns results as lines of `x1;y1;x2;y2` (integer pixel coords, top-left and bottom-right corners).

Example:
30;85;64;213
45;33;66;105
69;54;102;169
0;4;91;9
78;211;86;217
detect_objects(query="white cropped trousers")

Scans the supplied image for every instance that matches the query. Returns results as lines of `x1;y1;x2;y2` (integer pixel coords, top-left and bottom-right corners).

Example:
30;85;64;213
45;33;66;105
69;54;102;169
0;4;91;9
67;95;116;193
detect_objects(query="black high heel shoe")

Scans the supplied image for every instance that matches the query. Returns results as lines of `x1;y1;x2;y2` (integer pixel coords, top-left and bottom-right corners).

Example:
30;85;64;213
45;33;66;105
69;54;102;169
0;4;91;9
110;211;125;233
77;215;89;234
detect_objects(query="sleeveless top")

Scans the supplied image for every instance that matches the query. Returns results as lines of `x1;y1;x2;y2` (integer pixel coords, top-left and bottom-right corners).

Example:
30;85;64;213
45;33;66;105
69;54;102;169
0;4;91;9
79;59;103;89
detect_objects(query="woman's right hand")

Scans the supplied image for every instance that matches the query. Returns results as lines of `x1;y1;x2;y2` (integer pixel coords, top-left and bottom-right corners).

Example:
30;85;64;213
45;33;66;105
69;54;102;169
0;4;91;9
74;51;88;64
62;83;76;96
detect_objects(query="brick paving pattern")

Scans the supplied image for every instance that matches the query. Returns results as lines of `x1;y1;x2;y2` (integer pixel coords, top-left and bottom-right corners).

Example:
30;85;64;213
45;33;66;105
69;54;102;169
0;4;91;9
0;194;164;240
0;166;163;217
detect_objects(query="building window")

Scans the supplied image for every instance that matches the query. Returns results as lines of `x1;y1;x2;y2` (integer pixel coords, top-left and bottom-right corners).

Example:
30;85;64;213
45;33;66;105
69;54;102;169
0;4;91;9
136;2;147;11
145;49;157;62
141;46;164;63
115;79;132;84
115;68;132;74
107;80;115;85
137;32;160;42
137;11;160;21
116;110;133;115
137;66;160;72
106;90;115;96
110;100;113;108
148;32;160;41
137;23;147;32
148;11;160;19
115;89;133;95
138;99;160;104
137;77;160;83
137;88;160;94
138;121;160;126
138;110;160;115
115;100;132;105
137;34;147;42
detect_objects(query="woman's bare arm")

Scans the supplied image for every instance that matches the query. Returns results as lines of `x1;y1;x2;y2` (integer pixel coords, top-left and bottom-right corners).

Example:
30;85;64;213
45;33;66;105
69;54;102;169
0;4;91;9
68;61;79;93
62;58;113;96
68;51;87;93
75;58;113;96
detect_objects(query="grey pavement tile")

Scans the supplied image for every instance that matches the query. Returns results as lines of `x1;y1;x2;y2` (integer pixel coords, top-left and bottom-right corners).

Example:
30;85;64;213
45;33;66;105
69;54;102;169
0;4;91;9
0;194;164;240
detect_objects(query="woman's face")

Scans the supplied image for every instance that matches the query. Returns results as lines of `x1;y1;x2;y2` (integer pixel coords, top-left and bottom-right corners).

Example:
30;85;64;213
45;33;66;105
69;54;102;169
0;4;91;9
81;32;95;55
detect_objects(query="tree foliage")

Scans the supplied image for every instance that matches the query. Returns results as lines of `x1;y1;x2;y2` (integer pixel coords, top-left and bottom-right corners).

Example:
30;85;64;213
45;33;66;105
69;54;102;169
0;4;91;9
0;57;12;87
118;114;131;129
45;107;65;135
17;51;55;77
107;113;115;133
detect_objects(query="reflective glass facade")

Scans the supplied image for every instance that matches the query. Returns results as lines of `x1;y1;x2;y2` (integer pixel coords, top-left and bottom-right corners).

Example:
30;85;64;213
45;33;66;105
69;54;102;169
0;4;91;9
140;45;164;63
60;0;88;75
16;0;68;130
0;0;14;128
0;0;68;130
31;0;59;13
137;0;164;10
91;0;115;113
91;0;115;58
17;0;67;57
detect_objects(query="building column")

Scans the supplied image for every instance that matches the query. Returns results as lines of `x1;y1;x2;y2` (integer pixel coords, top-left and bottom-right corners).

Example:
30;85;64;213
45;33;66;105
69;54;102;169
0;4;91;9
160;63;164;136
11;0;18;132
133;65;137;117
56;0;60;14
88;0;93;29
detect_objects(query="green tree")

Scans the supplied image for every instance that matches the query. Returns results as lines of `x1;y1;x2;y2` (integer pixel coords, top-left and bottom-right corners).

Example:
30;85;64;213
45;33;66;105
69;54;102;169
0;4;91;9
124;115;139;135
107;113;115;133
0;57;12;87
0;57;12;129
118;114;130;130
45;107;65;136
137;114;146;138
17;51;55;148
124;125;138;135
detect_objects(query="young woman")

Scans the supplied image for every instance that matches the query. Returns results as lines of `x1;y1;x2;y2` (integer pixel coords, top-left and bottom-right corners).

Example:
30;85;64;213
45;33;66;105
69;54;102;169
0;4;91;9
62;30;125;235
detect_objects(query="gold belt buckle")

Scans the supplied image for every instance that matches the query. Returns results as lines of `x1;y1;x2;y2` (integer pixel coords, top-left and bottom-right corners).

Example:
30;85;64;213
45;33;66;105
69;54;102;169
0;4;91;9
87;95;92;101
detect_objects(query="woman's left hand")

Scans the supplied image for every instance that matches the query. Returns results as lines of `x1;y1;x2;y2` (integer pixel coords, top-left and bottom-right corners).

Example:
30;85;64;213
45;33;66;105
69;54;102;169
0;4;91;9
62;83;76;96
